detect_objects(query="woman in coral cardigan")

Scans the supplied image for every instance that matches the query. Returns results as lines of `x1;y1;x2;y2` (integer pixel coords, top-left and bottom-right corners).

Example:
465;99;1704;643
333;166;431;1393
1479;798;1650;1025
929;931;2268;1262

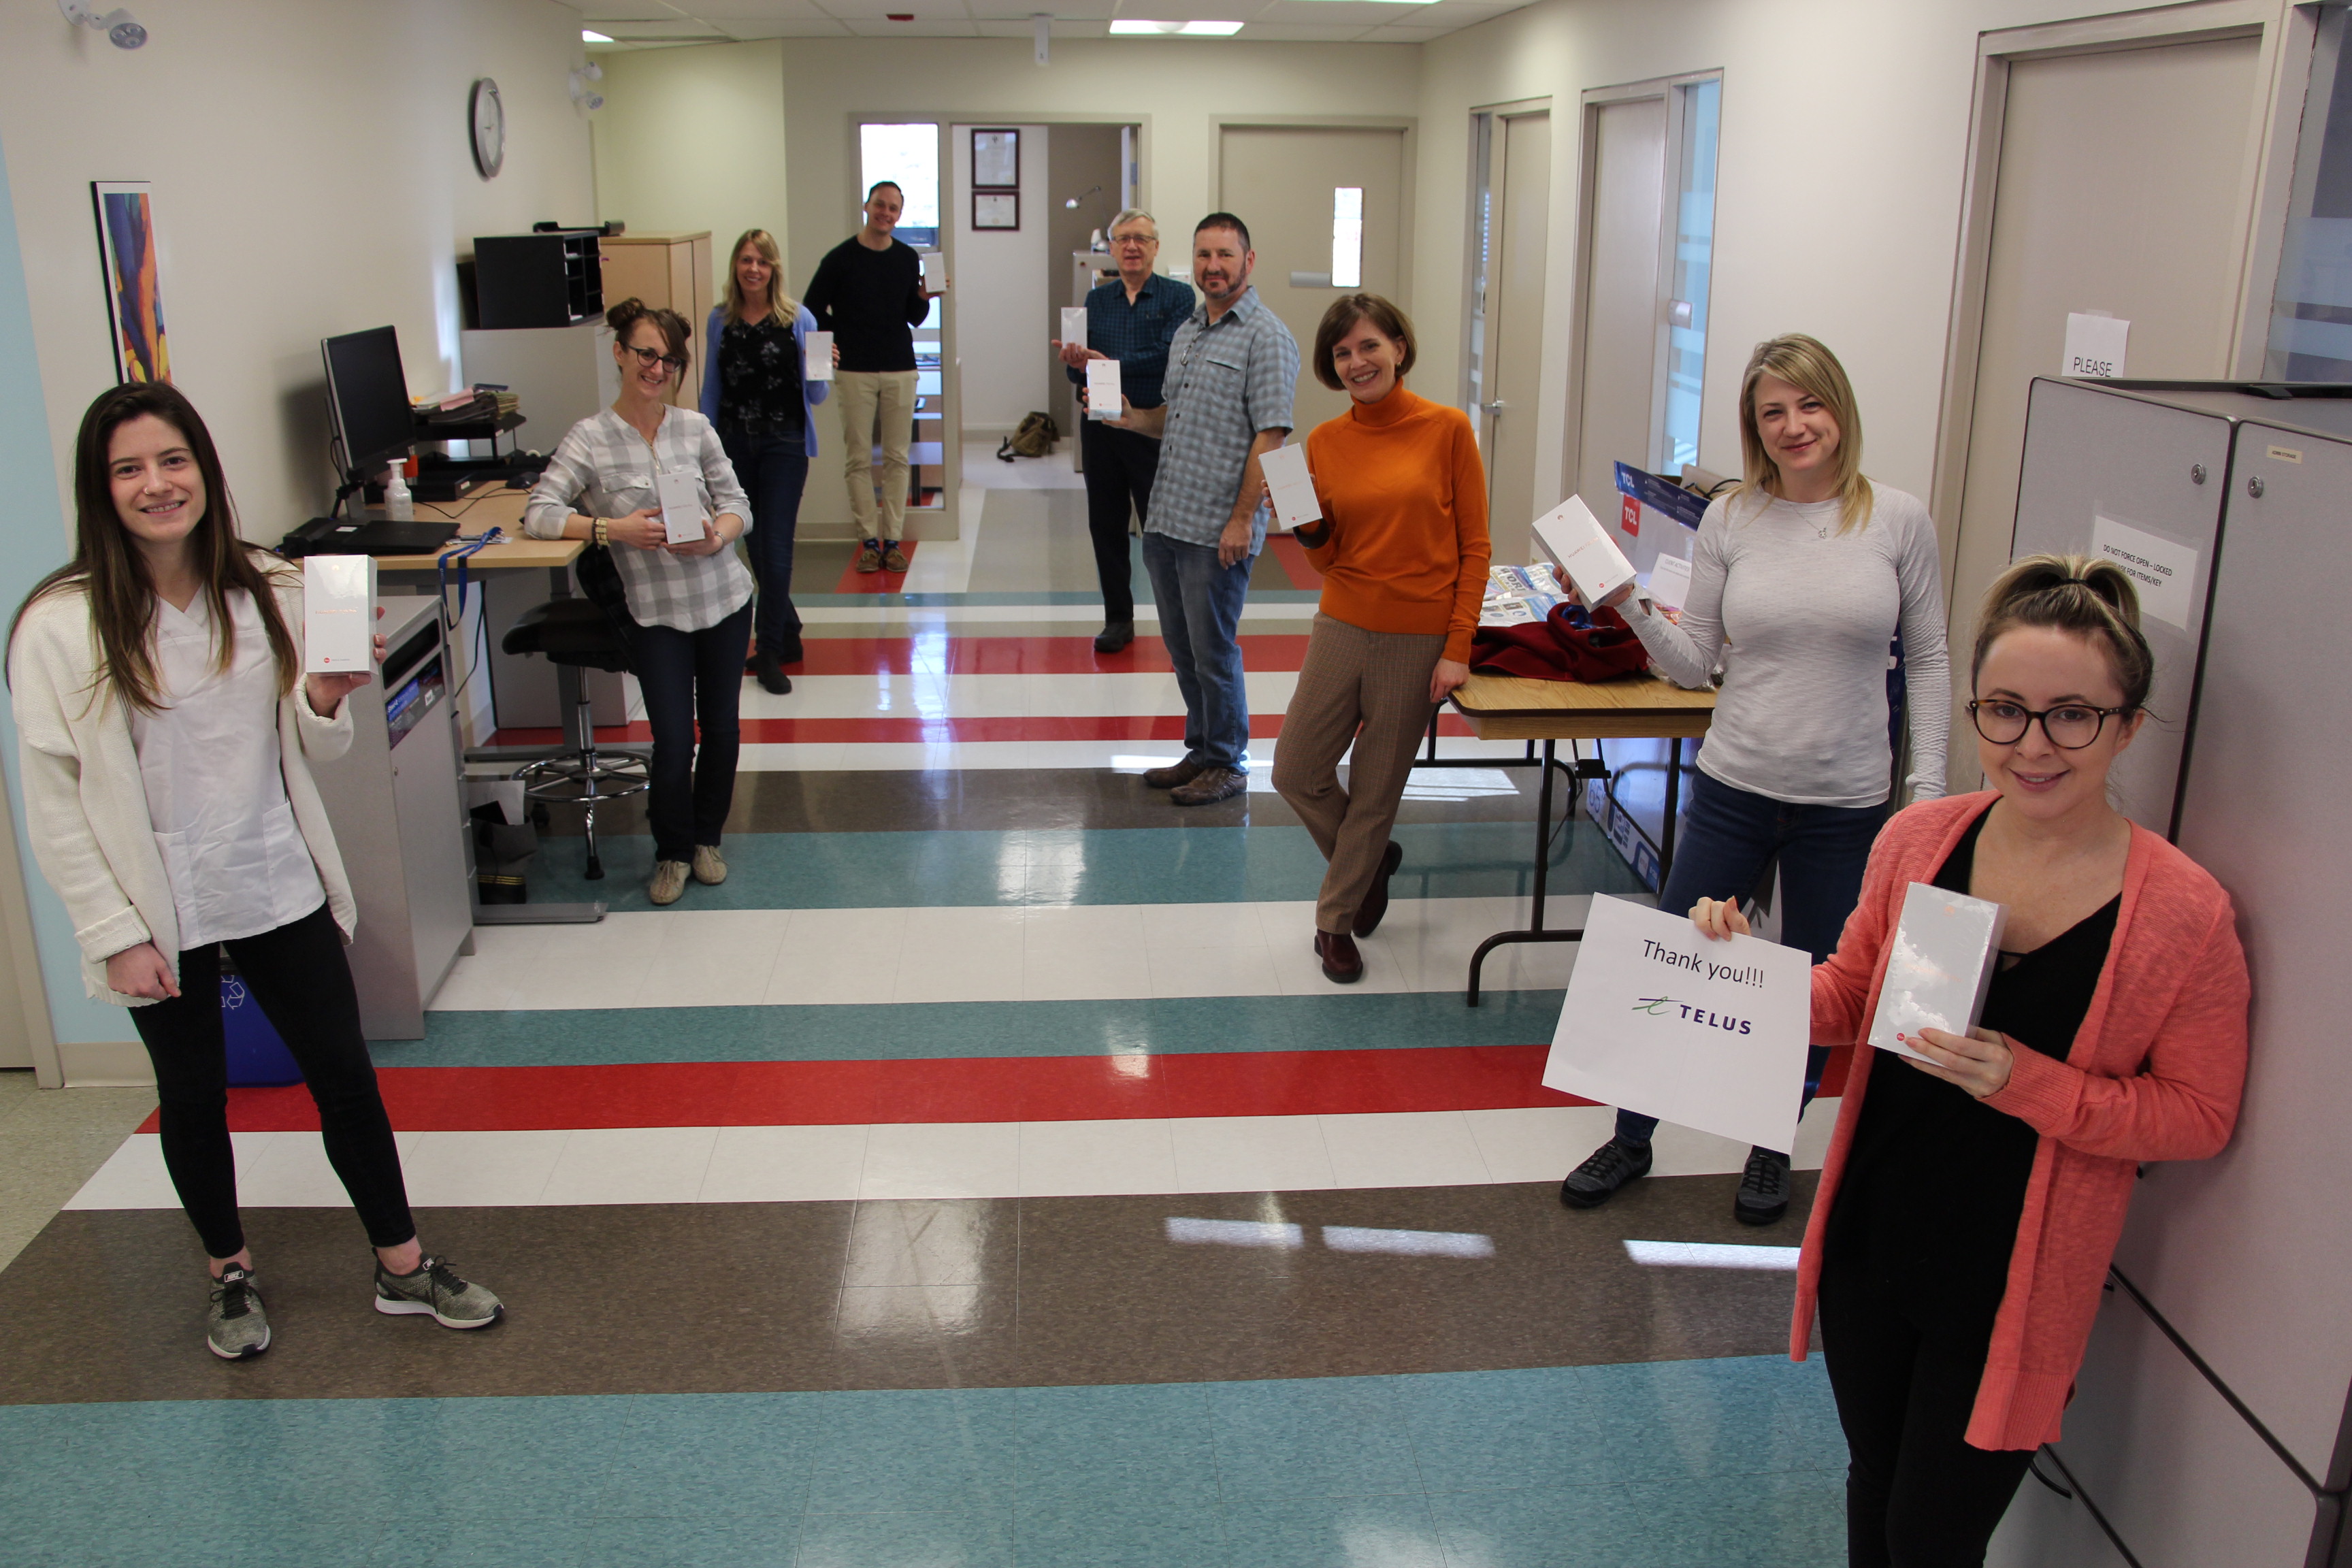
1271;294;1488;985
1693;553;2249;1565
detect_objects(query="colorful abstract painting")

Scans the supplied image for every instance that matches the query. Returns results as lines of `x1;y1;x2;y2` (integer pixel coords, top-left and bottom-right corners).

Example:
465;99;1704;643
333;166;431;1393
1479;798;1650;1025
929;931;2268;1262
91;182;169;384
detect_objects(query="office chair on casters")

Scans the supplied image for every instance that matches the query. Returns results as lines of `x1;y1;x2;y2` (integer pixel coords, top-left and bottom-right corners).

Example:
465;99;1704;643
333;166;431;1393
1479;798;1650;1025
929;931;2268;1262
500;597;649;881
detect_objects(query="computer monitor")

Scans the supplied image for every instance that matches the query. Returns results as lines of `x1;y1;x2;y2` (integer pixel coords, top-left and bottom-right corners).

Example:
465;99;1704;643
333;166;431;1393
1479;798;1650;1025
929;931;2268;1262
321;325;414;483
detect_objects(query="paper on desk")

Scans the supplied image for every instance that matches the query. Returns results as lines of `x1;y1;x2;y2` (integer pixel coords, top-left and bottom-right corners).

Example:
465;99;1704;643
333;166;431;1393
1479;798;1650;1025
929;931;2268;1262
1061;307;1087;346
804;331;834;382
655;470;707;545
1543;894;1814;1154
1648;551;1694;612
1085;358;1121;421
1258;441;1320;532
1867;882;2008;1063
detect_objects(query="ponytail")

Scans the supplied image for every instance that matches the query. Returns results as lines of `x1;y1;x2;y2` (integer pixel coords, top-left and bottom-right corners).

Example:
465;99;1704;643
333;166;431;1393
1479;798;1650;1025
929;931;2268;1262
1971;552;2154;713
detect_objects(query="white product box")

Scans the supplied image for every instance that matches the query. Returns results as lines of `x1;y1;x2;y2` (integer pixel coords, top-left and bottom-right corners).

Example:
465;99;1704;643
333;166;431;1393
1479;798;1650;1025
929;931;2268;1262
1258;442;1320;532
1531;495;1640;607
805;330;834;382
1867;881;2010;1062
1085;358;1122;421
921;252;945;293
304;555;376;675
655;469;707;545
1060;307;1087;346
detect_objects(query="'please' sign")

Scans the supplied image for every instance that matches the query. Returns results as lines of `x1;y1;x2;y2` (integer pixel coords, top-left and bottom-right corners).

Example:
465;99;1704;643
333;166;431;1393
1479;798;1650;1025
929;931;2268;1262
1544;895;1814;1153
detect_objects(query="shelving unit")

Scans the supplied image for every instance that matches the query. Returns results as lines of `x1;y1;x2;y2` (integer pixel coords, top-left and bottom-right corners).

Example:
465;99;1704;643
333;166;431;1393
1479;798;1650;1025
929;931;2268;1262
472;231;604;329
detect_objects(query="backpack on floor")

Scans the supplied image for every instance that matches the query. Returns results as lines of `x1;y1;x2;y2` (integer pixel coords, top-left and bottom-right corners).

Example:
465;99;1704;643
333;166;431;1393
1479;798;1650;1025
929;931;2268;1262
996;410;1060;461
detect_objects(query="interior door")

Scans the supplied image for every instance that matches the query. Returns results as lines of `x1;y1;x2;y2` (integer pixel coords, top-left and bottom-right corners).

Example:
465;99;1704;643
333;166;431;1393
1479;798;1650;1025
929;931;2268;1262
1485;110;1552;555
1947;36;2262;789
1572;96;1667;516
1217;125;1406;431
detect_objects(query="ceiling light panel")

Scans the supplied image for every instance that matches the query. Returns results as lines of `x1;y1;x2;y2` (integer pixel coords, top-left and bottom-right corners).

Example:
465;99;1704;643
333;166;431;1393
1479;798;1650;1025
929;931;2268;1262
1107;16;1243;31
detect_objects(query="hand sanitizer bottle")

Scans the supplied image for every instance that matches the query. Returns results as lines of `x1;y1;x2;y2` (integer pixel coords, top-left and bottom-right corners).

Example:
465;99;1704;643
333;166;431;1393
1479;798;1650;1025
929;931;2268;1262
382;460;413;522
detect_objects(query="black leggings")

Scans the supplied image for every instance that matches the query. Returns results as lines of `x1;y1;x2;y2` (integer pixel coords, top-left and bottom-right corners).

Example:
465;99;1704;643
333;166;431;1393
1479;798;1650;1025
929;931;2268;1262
1079;417;1159;624
128;902;414;1259
1818;1258;2037;1567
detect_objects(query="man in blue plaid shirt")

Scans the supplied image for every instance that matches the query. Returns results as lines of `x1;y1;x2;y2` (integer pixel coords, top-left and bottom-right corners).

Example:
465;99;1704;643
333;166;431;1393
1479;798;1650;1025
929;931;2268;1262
1106;212;1299;806
1054;210;1196;654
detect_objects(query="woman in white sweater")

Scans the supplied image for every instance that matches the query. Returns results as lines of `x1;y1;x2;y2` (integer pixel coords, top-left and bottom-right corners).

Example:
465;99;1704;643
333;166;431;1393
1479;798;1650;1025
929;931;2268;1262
1561;334;1951;1224
8;382;501;1361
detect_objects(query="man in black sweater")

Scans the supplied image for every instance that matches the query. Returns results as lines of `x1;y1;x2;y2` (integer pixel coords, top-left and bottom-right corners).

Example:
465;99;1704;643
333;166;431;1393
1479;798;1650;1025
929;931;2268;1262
803;180;937;572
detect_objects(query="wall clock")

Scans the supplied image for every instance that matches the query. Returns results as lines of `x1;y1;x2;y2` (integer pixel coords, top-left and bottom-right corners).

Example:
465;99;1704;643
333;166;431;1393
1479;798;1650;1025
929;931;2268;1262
470;78;505;180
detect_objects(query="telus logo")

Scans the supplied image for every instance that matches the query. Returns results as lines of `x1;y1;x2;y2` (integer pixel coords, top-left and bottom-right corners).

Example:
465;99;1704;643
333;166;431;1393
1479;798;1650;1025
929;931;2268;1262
1631;996;1755;1035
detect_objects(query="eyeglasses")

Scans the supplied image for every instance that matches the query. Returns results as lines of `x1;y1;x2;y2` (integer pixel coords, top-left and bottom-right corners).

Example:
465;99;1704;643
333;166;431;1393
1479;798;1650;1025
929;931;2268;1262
625;344;687;374
1967;699;2132;750
1110;233;1156;248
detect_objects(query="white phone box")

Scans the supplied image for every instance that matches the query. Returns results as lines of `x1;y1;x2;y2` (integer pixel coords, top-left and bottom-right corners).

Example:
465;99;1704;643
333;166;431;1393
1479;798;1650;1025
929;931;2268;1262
1258;442;1320;533
921;252;945;292
1532;495;1640;606
1061;307;1088;346
805;330;834;382
303;555;376;675
655;470;707;545
1867;881;2011;1062
1085;358;1122;421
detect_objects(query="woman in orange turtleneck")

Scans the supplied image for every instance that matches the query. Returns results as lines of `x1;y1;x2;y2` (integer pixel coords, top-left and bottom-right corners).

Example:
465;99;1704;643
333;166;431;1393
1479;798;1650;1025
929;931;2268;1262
1273;294;1490;983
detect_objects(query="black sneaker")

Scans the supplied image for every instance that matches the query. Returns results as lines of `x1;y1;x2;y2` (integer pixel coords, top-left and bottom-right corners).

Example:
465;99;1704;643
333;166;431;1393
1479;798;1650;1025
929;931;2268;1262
206;1265;270;1360
751;646;792;695
1560;1136;1652;1209
1094;620;1135;655
1734;1147;1793;1226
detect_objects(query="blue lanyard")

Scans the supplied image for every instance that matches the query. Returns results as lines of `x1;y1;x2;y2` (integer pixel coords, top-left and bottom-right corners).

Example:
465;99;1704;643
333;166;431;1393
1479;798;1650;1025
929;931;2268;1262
436;527;504;620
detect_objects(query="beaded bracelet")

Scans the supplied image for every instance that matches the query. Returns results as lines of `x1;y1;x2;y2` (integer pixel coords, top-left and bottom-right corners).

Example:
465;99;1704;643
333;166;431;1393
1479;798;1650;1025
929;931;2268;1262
592;517;608;546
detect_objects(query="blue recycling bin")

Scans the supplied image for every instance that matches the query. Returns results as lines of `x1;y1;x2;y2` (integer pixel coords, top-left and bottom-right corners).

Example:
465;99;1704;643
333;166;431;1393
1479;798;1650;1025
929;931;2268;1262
221;975;301;1087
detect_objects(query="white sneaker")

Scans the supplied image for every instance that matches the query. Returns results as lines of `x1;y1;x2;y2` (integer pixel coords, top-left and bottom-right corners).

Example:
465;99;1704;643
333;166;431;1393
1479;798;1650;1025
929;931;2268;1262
649;860;690;905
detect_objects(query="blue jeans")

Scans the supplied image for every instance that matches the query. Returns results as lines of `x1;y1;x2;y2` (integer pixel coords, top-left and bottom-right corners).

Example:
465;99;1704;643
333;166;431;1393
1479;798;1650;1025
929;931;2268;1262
622;599;753;863
720;429;809;659
1142;530;1252;771
1616;768;1888;1152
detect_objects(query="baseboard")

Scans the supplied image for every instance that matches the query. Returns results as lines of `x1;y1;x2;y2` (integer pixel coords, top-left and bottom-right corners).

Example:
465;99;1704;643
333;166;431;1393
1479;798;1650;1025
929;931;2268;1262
59;1039;154;1088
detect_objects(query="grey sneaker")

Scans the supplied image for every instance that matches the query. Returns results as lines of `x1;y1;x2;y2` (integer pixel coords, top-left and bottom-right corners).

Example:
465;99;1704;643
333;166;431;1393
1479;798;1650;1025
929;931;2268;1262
1142;759;1205;789
691;845;728;885
206;1265;270;1360
1560;1136;1652;1209
649;859;690;905
1169;766;1247;806
1734;1147;1793;1226
374;1254;504;1329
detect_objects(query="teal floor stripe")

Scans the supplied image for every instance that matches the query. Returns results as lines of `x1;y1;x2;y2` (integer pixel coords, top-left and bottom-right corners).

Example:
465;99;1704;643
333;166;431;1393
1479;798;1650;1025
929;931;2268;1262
387;987;1565;1066
526;820;1644;912
0;1358;1841;1567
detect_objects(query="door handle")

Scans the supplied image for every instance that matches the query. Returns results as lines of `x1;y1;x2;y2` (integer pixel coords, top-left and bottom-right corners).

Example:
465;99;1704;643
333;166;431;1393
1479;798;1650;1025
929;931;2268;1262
1482;400;1507;414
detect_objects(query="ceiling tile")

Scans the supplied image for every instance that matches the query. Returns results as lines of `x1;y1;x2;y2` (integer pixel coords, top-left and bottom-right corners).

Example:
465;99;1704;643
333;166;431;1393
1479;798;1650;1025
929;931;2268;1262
1232;21;1380;39
1353;22;1446;39
836;16;984;33
1106;0;1273;20
1250;0;1431;26
700;1;841;19
700;17;858;33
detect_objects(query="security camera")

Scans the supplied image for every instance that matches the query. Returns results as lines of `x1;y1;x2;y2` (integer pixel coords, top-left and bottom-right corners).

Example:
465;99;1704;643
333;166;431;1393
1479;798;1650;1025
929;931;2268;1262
58;0;147;48
568;63;604;112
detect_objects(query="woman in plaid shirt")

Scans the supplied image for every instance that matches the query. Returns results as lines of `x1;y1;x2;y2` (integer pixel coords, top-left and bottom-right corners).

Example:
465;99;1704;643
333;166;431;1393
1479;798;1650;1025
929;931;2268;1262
525;299;754;907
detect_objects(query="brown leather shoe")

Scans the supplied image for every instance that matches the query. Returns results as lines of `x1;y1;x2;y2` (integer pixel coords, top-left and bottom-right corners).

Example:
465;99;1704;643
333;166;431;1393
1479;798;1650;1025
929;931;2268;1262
1170;766;1247;805
855;542;883;573
1351;840;1405;937
1316;930;1364;983
883;543;909;572
1142;759;1205;789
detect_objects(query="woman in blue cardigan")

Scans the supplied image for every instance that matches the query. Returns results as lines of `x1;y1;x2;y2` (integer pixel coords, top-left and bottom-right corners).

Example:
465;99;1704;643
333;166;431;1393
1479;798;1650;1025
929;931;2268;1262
700;227;830;694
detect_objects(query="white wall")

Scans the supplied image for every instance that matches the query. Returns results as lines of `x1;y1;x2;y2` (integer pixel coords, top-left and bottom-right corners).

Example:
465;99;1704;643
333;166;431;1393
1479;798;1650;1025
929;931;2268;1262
0;0;595;1056
952;124;1051;432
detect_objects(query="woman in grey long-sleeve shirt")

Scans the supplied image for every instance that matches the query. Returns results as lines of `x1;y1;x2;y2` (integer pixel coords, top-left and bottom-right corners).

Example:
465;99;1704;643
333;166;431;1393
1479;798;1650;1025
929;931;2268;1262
1562;333;1950;1224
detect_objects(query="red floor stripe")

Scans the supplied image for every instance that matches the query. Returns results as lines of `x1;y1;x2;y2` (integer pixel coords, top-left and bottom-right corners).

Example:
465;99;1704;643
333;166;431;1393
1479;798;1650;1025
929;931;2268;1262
830;540;917;594
485;711;1480;747
1265;536;1326;591
166;1045;1613;1133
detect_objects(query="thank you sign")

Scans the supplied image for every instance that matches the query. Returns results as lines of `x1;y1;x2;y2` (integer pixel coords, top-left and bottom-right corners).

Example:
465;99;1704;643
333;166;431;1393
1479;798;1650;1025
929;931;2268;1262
1544;895;1814;1153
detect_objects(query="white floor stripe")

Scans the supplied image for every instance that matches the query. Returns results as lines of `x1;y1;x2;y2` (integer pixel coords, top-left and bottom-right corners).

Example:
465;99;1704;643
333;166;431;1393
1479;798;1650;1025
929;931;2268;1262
734;736;1547;773
66;1101;1840;1210
738;670;1305;720
424;895;1612;1012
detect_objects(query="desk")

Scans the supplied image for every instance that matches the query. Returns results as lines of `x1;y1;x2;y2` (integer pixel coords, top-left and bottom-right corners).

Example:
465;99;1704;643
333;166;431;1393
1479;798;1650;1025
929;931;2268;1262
370;492;606;926
1445;673;1716;1006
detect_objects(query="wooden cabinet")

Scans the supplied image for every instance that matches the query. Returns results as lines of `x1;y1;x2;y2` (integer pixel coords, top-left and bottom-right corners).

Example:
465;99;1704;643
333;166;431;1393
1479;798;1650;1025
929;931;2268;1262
598;231;714;409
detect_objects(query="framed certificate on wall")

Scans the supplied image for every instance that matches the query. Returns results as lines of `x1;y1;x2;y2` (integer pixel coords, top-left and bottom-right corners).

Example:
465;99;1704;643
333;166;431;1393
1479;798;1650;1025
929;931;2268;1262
972;128;1019;189
973;190;1019;231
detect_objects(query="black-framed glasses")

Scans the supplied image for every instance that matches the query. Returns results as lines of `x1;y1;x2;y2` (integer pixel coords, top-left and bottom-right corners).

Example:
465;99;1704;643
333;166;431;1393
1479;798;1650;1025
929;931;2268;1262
1967;698;2132;750
625;344;687;374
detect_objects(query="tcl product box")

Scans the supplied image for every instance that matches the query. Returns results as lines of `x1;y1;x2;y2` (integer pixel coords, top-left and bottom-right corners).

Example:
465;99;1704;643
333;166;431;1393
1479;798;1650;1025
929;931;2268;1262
805;330;834;382
1532;495;1639;606
1085;358;1122;421
656;470;706;545
1258;442;1320;532
304;555;376;674
1868;881;2010;1062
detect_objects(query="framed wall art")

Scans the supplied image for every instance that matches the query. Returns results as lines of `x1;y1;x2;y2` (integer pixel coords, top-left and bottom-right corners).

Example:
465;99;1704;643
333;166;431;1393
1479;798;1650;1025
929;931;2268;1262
91;182;170;384
973;190;1019;231
971;127;1019;190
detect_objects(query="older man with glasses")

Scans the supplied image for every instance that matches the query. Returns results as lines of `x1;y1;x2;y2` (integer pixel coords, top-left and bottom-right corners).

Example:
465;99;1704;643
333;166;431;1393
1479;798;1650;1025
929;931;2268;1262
1053;208;1196;653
